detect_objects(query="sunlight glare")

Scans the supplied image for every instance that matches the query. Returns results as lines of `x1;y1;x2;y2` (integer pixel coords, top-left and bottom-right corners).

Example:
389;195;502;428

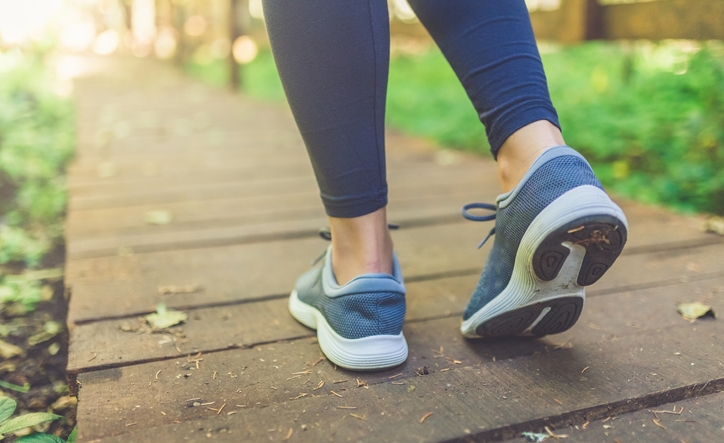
0;0;63;44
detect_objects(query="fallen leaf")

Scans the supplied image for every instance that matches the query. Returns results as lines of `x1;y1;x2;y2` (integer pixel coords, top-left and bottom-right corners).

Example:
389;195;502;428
145;304;187;330
0;340;23;359
145;210;173;225
51;396;78;411
699;216;724;235
677;302;716;321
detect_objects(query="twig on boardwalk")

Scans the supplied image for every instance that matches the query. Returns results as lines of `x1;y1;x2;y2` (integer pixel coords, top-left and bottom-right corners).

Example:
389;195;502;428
155;370;161;380
87;353;97;362
338;406;357;410
312;357;325;366
284;428;293;440
349;413;366;421
292;370;312;375
581;366;589;374
544;426;568;439
313;381;324;391
649;406;683;415
652;418;666;429
216;404;226;415
420;412;433;423
388;373;403;379
330;390;343;398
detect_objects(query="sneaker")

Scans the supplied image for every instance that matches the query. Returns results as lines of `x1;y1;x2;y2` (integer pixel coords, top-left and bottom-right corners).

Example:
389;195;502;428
289;246;408;370
461;146;628;338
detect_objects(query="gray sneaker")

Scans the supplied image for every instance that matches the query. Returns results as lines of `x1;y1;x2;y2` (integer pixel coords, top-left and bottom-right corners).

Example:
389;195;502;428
289;246;408;370
461;146;628;338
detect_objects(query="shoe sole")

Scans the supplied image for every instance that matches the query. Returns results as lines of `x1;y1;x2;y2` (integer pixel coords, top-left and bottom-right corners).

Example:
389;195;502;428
461;185;628;338
289;290;408;371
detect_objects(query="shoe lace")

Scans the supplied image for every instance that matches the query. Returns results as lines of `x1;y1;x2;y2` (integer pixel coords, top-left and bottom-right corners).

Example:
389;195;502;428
311;223;400;265
461;202;497;248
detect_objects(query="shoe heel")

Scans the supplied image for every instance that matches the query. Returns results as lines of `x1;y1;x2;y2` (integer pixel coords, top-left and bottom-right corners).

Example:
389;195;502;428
532;214;628;286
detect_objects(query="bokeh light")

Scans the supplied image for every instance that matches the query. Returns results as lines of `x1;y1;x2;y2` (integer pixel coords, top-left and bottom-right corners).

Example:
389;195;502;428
154;27;178;59
232;35;258;64
93;29;120;55
184;15;208;37
249;0;264;20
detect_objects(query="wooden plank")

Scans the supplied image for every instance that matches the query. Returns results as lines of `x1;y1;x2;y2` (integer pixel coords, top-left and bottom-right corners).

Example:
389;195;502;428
67;160;490;210
65;196;716;261
73;278;724;440
521;391;724;443
64;207;723;324
66;160;490;224
67;263;724;372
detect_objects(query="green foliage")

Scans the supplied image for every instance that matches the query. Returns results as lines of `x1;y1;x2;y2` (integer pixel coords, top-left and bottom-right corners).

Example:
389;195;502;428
0;48;74;312
0;381;30;394
387;50;488;151
16;433;65;443
0;395;61;440
387;42;724;214
546;42;724;214
185;50;286;102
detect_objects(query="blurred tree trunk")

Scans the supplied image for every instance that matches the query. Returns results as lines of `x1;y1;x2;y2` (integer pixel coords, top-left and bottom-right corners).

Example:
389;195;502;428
229;0;243;90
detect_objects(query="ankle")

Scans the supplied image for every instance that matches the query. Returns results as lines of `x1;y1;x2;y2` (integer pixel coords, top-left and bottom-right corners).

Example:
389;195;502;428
497;120;565;193
329;208;394;285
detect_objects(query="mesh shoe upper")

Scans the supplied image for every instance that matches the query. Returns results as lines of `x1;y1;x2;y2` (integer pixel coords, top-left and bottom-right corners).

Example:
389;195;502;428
463;146;603;320
295;247;406;339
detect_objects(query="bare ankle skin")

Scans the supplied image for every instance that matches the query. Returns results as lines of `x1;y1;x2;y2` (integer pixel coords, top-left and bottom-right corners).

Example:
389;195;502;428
496;120;566;193
329;207;394;285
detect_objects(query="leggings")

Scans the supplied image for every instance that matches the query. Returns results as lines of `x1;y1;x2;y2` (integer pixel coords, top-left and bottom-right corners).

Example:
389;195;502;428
262;0;559;218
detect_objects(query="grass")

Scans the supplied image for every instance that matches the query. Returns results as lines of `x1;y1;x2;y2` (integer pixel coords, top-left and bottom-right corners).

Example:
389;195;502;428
0;47;75;312
185;40;724;215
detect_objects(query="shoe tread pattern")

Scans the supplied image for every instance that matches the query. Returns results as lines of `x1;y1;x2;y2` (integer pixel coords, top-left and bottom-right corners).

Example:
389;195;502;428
533;214;627;287
475;296;584;338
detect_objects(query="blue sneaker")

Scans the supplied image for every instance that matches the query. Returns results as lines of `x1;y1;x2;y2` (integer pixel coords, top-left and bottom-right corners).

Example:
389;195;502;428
461;146;628;338
289;246;408;370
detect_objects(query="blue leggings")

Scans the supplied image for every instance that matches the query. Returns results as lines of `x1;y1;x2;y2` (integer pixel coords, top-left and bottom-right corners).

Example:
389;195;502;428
262;0;559;218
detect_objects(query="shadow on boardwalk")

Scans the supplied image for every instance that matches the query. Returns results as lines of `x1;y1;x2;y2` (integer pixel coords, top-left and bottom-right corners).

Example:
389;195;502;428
64;55;724;442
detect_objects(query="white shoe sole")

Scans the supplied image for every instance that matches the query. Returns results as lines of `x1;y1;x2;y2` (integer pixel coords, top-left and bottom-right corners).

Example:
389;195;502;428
289;290;408;370
461;185;628;338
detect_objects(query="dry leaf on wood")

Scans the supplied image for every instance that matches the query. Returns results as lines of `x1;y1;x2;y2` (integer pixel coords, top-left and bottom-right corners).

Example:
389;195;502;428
145;304;187;330
0;340;23;359
145;210;173;225
677;302;716;321
699;216;724;235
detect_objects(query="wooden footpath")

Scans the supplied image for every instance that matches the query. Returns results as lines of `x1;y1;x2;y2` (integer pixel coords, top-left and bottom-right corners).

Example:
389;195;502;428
65;55;724;442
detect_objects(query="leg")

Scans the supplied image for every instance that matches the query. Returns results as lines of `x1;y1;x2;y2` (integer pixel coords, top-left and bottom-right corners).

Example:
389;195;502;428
409;0;628;338
263;0;393;284
263;0;407;370
408;0;563;191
